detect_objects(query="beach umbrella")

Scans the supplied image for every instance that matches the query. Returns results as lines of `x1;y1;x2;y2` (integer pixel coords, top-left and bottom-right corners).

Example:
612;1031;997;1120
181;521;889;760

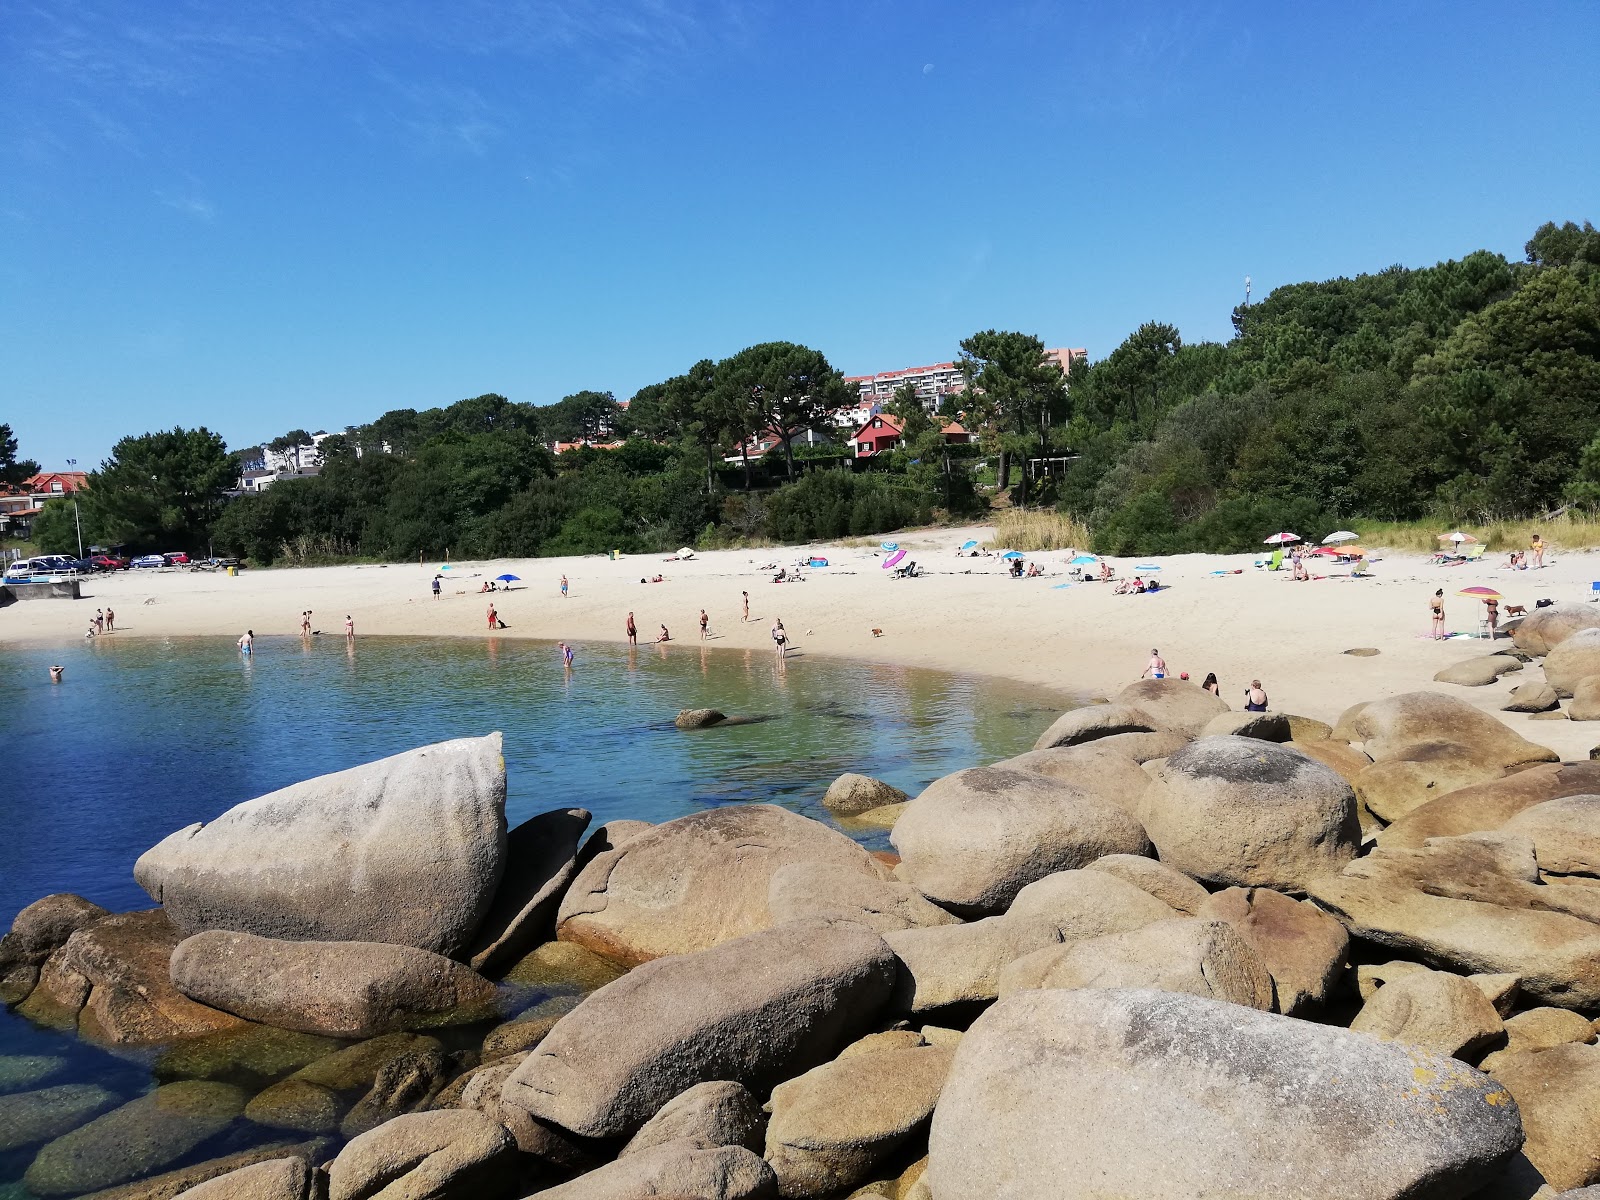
437;563;452;571
1263;532;1301;545
1311;546;1342;557
1001;550;1024;560
1322;531;1359;544
960;539;979;551
677;547;695;558
882;549;907;569
495;573;519;583
882;541;899;551
1458;586;1502;599
1069;554;1099;565
1438;531;1478;544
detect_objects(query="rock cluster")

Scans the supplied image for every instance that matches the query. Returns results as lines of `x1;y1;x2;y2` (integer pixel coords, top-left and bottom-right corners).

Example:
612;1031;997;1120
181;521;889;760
9;678;1600;1198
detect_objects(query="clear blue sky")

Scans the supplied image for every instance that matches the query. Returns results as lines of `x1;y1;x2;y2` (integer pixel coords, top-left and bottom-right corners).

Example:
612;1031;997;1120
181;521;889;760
3;1;1596;469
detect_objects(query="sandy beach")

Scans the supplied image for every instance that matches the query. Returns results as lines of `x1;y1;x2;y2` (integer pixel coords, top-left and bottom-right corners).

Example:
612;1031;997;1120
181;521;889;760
7;527;1599;758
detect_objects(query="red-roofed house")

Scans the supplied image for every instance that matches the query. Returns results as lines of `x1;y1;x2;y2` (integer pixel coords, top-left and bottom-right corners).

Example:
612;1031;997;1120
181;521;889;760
850;415;973;458
28;471;89;497
0;472;90;538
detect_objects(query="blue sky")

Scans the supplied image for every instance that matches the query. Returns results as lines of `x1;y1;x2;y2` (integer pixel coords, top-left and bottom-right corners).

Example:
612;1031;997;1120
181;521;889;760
3;1;1596;468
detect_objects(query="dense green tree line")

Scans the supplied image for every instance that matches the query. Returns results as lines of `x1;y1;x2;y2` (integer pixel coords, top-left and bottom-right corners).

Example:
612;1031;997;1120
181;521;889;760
1058;220;1600;553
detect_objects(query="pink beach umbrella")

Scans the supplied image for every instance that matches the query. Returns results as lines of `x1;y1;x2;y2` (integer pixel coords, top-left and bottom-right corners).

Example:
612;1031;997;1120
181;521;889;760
1262;532;1301;545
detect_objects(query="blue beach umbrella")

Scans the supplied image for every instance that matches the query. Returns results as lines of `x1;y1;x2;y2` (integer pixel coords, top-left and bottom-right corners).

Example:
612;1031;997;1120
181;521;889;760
1069;554;1099;565
881;541;899;551
1135;563;1162;572
960;539;979;551
496;573;520;582
1001;550;1024;560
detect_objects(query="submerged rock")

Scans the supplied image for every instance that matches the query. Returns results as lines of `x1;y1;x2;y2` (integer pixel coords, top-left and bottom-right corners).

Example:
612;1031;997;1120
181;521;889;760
134;733;508;958
822;773;909;817
556;805;884;965
152;1025;341;1087
245;1033;443;1135
0;1084;118;1153
928;988;1523;1200
169;930;497;1038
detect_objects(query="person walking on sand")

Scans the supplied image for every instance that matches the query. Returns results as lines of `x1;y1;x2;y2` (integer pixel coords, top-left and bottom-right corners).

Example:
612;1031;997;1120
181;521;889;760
105;607;114;632
1142;649;1166;680
432;577;441;598
560;575;569;598
487;603;498;630
1430;589;1446;640
742;591;749;623
626;612;637;645
238;630;254;655
1532;533;1546;569
699;609;710;641
1244;679;1269;712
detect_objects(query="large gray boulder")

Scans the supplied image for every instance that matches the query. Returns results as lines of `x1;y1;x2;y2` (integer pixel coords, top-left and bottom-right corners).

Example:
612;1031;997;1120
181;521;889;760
991;742;1155;817
1514;604;1600;655
467;807;591;975
621;1081;765;1158
1141;737;1360;893
556;805;883;965
503;920;896;1138
1342;692;1557;769
889;767;1150;915
1115;678;1231;735
927;988;1524;1200
23;1080;248;1197
18;910;245;1046
767;861;958;935
1197;886;1349;1015
1083;853;1209;914
326;1110;517;1200
883;869;1176;1013
1548;631;1600;697
1031;704;1156;750
997;917;1275;1011
1308;833;1600;1008
135;734;508;957
764;1041;953;1198
528;1138;777;1200
1380;761;1600;849
170;931;497;1038
1502;795;1600;876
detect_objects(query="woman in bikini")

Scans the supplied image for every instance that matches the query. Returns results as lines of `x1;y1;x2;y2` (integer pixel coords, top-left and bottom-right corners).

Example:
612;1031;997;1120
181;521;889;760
1430;589;1446;640
1244;680;1268;712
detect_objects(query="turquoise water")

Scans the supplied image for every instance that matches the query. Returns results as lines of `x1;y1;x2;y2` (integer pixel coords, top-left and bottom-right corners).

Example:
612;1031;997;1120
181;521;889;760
0;634;1068;1194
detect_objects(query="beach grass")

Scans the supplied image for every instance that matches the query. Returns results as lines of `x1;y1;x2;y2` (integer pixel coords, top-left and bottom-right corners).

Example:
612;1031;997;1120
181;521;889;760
986;510;1094;552
1353;515;1600;553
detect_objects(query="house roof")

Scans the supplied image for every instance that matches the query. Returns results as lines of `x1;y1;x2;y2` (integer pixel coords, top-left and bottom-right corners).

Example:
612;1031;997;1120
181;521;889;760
852;414;904;441
28;471;89;494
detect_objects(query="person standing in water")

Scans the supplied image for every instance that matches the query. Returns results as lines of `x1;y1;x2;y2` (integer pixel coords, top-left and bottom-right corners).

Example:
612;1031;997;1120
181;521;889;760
772;617;788;658
95;608;105;633
626;612;637;645
560;575;569;598
238;630;254;655
301;610;312;635
1142;649;1166;679
345;615;355;640
1430;589;1446;640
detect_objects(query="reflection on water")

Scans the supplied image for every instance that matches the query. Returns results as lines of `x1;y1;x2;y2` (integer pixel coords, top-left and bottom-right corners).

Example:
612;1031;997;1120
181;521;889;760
0;634;1071;1193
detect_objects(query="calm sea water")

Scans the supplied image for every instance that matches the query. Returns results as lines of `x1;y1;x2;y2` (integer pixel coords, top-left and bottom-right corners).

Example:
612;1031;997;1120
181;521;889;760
0;634;1069;1193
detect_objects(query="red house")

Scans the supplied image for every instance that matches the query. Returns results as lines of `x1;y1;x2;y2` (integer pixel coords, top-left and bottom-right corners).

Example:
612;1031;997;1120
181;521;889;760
850;415;973;458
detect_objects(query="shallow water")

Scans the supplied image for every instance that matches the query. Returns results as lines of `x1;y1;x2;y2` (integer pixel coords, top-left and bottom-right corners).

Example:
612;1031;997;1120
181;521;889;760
0;635;1069;1194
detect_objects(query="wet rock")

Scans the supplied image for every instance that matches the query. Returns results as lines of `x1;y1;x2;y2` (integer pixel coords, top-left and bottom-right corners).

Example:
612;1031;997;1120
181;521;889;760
1201;711;1292;741
338;1041;452;1138
0;894;108;1007
767;861;958;935
0;1053;67;1093
0;1084;118;1152
557;805;884;965
24;1081;247;1197
1082;853;1209;915
621;1081;764;1158
764;1043;954;1198
1380;761;1600;849
822;774;909;817
152;1025;341;1087
675;708;727;729
1350;966;1506;1060
467;807;591;976
884;869;1176;1013
1030;704;1156;751
19;910;245;1046
1344;691;1558;769
134;734;507;957
1141;737;1360;893
480;1007;566;1061
928;988;1523;1200
527;1138;776;1200
1435;655;1524;686
998;917;1275;1011
1490;1043;1600;1192
245;1034;443;1134
327;1110;516;1200
1197;886;1349;1014
501;941;624;993
503;920;896;1139
170;930;497;1038
890;767;1150;915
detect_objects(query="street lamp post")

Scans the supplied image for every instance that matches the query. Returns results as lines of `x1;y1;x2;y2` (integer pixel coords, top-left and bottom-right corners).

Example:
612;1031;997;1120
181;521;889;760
66;458;83;559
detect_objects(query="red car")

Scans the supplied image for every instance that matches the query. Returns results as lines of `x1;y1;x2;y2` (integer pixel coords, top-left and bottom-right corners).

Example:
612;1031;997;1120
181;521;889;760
163;552;190;565
90;555;128;571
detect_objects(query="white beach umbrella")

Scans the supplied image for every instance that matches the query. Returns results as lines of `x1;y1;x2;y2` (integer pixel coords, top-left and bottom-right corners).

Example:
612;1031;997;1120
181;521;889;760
1438;531;1477;545
1322;531;1360;545
1262;532;1301;545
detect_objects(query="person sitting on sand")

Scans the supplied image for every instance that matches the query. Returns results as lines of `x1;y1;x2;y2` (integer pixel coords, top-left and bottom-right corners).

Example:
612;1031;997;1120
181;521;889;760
1099;561;1113;582
1142;649;1166;680
1201;672;1220;696
1244;679;1269;711
657;625;671;642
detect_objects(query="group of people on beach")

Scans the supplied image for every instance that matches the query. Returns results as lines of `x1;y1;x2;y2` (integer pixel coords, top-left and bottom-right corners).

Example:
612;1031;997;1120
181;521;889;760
84;607;115;638
1141;649;1268;711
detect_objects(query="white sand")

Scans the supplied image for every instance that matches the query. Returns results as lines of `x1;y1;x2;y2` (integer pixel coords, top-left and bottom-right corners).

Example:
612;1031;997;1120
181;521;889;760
8;528;1599;759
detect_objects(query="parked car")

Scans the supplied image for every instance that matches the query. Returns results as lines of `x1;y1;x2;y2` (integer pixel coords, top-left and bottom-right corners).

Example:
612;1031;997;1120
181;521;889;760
90;555;128;571
131;554;167;569
163;552;190;565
